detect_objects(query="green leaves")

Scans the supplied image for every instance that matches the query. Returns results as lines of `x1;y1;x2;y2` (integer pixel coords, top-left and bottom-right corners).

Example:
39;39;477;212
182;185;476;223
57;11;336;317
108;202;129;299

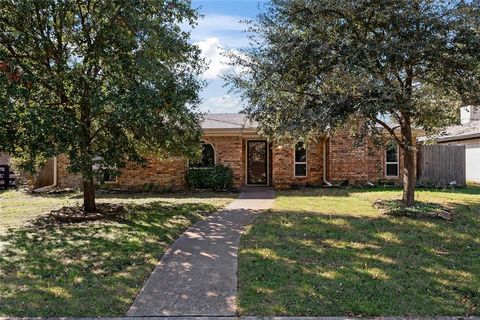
229;0;480;140
0;0;204;177
186;165;235;190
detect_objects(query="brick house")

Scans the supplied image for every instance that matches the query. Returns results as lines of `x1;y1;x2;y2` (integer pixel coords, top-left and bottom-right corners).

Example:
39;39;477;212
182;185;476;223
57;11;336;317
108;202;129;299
56;113;418;190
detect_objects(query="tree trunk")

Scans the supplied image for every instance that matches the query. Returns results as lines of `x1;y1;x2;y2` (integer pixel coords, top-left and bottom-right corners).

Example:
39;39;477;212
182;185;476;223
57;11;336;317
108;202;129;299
79;91;95;212
402;144;416;207
400;119;416;207
83;174;96;213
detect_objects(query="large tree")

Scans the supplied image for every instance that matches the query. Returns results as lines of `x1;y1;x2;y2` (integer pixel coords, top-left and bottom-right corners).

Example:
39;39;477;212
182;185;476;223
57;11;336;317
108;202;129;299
229;0;480;206
0;0;204;212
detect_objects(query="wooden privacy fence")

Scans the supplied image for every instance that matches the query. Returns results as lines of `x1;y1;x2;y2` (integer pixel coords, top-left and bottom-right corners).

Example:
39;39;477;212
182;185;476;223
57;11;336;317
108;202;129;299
417;144;466;186
34;158;55;189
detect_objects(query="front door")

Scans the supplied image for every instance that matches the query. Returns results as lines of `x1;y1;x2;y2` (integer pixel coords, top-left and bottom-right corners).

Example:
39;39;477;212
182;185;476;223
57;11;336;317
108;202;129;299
247;140;268;185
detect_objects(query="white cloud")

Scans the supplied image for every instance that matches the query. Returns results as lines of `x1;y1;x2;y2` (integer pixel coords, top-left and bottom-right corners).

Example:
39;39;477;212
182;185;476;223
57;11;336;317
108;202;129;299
195;13;247;33
195;37;241;80
199;94;243;113
184;14;252;48
186;14;247;37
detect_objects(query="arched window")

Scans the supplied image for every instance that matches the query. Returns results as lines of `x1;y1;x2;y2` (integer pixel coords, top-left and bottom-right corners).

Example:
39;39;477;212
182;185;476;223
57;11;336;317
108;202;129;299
189;141;215;168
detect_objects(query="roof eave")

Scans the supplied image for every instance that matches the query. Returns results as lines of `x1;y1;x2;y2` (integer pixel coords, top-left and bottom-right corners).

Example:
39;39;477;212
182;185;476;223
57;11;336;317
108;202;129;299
436;132;480;142
202;127;258;136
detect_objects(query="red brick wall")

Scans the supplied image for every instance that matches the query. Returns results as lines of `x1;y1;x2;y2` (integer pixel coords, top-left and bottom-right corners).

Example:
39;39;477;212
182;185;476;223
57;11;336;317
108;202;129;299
55;131;409;189
327;132;404;185
56;135;246;189
115;156;187;189
271;140;324;189
204;135;245;188
57;154;82;188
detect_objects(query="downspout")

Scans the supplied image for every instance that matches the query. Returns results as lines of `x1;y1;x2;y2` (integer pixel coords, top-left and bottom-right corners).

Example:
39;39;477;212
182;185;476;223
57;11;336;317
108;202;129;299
52;156;57;187
323;135;333;187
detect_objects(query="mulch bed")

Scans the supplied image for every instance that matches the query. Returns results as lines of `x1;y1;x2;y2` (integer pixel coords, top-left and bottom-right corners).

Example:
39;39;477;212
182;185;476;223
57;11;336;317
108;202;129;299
51;203;125;222
374;199;453;221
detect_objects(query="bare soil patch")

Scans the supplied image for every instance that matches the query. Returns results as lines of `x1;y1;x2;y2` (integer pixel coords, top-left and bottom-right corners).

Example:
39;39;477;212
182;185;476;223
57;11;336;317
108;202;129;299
51;203;125;222
374;199;453;220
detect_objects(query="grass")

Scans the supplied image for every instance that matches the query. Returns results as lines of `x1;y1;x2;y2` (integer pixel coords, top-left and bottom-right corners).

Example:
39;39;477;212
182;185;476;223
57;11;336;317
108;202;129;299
0;189;235;230
374;199;449;217
0;190;236;316
238;186;480;316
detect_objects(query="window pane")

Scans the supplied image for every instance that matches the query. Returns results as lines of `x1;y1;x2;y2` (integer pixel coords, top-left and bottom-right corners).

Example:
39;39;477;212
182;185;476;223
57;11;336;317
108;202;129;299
386;145;398;162
103;170;116;182
386;163;398;176
295;142;307;162
190;142;215;168
201;143;215;167
295;163;307;177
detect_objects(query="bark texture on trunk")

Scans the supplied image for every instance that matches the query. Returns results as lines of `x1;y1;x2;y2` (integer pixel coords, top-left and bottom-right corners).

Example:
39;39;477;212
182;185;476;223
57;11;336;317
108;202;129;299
400;118;416;207
83;174;96;213
402;145;416;207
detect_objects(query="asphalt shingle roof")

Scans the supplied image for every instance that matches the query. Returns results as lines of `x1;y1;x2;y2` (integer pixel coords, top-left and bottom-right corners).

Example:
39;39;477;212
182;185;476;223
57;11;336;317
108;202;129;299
201;113;257;129
427;120;480;142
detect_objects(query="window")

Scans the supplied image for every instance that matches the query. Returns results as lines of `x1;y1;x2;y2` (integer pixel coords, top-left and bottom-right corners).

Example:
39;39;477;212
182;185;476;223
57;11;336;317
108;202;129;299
92;156;117;183
102;167;118;183
189;141;215;168
294;142;307;177
385;143;399;177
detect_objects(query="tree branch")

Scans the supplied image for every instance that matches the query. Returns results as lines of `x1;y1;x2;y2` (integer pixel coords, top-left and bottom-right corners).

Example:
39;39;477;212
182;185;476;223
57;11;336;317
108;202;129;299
374;117;403;146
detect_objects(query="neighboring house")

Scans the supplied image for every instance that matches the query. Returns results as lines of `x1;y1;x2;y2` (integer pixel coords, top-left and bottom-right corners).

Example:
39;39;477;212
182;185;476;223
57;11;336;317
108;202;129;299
56;113;422;190
427;106;480;183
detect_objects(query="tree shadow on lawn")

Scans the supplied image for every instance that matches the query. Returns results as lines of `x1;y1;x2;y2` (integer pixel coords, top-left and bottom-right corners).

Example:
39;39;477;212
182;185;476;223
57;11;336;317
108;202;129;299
238;206;480;316
64;190;240;201
0;201;217;317
278;185;480;197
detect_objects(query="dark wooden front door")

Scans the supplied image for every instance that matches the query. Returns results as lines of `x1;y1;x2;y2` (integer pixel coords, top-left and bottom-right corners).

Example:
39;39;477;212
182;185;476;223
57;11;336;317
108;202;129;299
247;141;268;185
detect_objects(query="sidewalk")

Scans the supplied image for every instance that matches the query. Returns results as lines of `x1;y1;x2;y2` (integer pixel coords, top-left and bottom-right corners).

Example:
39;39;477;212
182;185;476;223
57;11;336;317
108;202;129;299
127;187;275;316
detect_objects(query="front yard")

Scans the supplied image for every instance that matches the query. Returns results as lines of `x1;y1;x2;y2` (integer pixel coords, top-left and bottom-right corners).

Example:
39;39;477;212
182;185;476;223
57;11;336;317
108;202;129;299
0;190;236;316
238;187;480;316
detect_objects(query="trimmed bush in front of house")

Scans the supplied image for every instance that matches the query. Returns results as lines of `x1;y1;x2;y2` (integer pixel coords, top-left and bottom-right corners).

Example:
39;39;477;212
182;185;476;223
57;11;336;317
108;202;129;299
186;164;234;190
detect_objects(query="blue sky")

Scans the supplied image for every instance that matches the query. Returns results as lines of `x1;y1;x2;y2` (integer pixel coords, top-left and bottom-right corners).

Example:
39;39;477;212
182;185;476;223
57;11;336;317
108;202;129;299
188;0;267;113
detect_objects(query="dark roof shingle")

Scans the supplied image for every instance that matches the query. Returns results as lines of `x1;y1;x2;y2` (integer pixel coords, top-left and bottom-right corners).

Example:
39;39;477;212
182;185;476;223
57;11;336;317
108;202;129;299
436;121;480;142
201;113;256;129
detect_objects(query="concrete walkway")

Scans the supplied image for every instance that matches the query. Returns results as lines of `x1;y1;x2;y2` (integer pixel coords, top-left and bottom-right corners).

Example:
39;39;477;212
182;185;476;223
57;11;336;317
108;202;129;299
127;187;275;317
5;317;479;320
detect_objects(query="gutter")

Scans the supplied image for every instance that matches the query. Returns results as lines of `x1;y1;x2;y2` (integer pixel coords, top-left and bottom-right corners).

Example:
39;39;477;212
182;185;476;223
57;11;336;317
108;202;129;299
323;136;333;187
52;156;57;187
436;132;480;143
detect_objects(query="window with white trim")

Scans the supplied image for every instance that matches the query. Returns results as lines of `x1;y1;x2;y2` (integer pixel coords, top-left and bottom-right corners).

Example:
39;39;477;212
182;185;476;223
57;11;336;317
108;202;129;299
385;143;399;177
189;141;215;168
294;142;307;177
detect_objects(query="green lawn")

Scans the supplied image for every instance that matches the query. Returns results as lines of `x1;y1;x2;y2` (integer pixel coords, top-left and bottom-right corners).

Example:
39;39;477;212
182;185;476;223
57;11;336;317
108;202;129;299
0;190;236;316
238;187;480;316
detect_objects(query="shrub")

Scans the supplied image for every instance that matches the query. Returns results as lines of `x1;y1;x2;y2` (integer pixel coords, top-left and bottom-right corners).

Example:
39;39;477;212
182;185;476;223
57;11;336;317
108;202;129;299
186;164;234;190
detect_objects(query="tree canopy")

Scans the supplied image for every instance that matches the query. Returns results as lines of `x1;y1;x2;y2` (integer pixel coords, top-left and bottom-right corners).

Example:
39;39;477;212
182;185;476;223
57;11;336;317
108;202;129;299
0;0;205;211
229;0;480;205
